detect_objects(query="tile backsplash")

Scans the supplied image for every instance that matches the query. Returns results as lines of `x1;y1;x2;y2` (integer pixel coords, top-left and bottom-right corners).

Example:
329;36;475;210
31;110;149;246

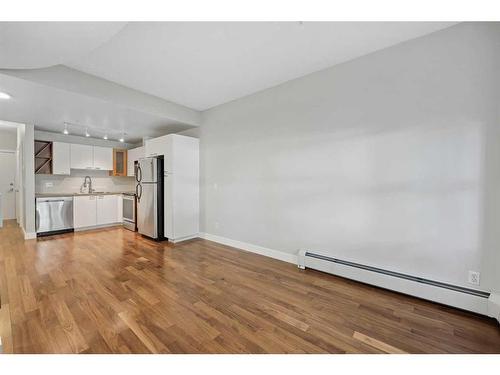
35;169;135;194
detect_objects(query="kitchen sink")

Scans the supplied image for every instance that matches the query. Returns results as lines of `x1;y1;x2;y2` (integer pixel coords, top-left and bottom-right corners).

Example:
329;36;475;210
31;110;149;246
75;191;106;195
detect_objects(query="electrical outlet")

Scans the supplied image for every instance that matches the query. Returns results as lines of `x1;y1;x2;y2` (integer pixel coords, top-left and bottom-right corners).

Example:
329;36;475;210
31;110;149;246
214;222;220;229
468;271;480;286
45;182;54;188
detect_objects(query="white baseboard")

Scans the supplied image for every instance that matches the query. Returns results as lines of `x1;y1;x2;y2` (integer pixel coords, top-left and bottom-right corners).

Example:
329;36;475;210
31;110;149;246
488;293;500;323
170;233;200;243
300;251;491;317
199;232;297;264
22;226;36;240
74;223;122;232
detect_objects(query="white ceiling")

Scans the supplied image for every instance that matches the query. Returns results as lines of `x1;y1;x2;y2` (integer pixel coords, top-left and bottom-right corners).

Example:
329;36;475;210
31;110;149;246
68;22;457;110
0;22;126;69
0;72;194;144
0;22;458;141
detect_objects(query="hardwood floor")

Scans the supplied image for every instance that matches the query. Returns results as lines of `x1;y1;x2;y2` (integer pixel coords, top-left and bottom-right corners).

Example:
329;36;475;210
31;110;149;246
0;220;499;353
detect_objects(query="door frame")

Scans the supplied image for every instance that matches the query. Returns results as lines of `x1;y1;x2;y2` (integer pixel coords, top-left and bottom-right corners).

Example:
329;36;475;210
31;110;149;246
0;148;17;222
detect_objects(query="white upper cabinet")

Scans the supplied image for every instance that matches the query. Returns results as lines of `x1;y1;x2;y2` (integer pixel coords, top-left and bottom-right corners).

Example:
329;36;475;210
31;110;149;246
127;146;144;177
93;146;113;170
70;144;93;169
69;144;113;170
145;136;167;157
52;142;71;175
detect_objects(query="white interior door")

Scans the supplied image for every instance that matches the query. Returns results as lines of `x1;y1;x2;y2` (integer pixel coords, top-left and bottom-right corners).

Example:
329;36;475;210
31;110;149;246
0;151;17;220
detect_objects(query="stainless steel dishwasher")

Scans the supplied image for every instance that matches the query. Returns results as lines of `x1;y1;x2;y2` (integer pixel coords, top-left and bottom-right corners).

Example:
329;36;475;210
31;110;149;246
35;196;74;236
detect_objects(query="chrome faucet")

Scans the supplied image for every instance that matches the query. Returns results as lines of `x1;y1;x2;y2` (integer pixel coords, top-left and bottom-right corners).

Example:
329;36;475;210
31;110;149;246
83;176;94;194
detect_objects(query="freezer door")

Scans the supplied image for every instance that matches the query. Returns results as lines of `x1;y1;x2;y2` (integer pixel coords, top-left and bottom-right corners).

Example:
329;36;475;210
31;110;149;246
138;158;158;183
137;183;157;238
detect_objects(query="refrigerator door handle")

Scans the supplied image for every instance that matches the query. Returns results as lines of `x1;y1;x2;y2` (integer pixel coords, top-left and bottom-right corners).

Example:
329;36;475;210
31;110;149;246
136;165;142;183
136;183;142;201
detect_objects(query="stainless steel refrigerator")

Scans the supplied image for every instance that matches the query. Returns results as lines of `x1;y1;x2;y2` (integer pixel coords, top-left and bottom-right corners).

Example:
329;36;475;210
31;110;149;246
136;157;164;240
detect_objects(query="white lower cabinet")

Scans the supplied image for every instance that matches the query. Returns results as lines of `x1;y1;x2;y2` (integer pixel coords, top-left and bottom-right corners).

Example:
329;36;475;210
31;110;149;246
96;195;119;225
117;195;123;222
74;195;97;228
74;194;121;229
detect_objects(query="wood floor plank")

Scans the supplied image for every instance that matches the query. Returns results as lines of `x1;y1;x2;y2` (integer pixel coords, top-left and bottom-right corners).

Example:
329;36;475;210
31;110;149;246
48;293;89;353
0;303;13;353
118;311;170;353
0;220;499;353
19;275;38;313
353;331;407;354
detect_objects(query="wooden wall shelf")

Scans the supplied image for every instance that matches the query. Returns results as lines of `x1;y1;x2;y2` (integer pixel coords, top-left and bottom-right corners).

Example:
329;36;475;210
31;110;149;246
35;140;53;174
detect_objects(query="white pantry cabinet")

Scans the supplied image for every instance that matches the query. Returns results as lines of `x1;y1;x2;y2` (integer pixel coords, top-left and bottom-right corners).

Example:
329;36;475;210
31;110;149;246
93;146;113;170
70;144;93;170
127;146;144;177
52;142;71;175
142;134;199;242
162;135;199;242
145;136;166;157
74;195;97;228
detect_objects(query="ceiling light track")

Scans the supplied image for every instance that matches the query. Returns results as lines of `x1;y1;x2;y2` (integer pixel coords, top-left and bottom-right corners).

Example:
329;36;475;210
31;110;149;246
62;122;127;142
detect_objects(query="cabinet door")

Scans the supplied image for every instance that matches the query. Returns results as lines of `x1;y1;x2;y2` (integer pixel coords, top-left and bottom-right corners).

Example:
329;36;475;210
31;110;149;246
52;142;70;175
127;146;144;177
166;135;199;239
93;146;113;170
116;195;123;222
74;195;97;228
145;136;167;157
112;149;127;176
164;171;174;238
70;144;93;170
96;195;119;225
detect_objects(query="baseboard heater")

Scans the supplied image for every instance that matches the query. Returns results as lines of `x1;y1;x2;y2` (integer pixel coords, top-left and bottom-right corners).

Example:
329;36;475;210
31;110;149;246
297;250;494;316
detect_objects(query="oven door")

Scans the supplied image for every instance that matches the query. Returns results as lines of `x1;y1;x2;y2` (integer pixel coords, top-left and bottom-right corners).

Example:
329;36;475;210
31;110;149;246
122;194;136;231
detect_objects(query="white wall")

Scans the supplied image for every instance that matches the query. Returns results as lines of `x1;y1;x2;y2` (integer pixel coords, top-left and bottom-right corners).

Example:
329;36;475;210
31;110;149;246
16;123;36;237
24;124;35;236
0;129;17;150
200;22;500;293
176;127;200;138
35;170;135;194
